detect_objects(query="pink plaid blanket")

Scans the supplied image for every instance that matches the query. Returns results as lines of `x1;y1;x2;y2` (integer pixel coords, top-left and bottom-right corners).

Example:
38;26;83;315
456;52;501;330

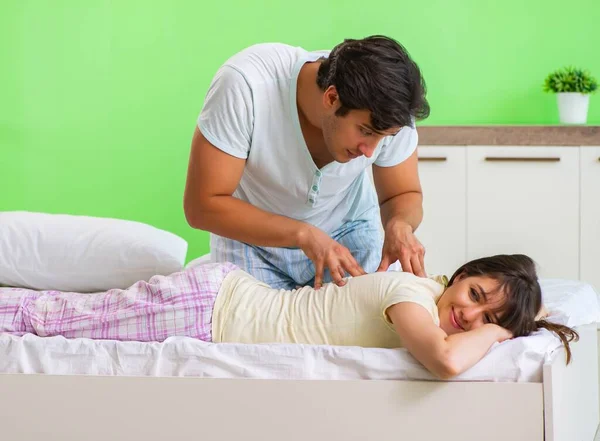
0;262;238;342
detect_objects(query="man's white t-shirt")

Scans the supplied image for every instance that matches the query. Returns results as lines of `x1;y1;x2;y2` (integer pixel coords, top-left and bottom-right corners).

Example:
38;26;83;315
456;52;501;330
198;43;419;235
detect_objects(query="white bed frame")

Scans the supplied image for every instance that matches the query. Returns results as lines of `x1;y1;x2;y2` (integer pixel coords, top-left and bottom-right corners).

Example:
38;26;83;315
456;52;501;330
0;324;597;441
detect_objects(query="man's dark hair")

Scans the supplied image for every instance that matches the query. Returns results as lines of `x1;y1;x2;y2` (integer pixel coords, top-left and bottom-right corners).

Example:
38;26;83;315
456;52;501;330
316;35;430;131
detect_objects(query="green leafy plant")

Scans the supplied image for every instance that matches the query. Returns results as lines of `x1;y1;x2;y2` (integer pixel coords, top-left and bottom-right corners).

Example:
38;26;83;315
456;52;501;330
544;66;598;94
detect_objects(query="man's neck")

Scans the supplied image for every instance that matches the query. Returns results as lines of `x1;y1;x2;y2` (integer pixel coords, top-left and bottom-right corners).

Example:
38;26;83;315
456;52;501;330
296;63;333;168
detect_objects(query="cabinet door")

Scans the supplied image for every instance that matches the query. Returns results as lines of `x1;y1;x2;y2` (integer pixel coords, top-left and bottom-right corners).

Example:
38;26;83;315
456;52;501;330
467;146;579;280
581;146;600;292
416;146;466;277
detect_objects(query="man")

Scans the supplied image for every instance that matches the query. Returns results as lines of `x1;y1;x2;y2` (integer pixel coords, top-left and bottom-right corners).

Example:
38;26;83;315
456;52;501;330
184;35;430;290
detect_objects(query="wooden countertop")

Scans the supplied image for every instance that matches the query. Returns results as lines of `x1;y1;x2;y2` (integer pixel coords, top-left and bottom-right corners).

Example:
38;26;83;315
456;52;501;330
417;125;600;146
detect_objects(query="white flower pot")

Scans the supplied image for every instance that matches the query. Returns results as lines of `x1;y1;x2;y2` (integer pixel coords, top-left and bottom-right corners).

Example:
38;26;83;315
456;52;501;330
557;92;590;124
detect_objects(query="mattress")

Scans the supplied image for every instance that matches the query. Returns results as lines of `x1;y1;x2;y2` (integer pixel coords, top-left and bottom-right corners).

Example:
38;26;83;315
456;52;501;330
0;278;598;382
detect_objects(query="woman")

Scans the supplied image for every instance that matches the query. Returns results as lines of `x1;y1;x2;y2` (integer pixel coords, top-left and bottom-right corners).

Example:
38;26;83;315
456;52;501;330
0;254;577;379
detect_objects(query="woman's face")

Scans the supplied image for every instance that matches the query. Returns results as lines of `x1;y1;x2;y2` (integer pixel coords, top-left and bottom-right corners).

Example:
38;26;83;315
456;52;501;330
436;274;507;336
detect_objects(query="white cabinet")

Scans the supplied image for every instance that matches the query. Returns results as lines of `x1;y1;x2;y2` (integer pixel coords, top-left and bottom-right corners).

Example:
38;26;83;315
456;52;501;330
466;147;580;280
581;147;600;292
416;145;598;284
416;147;466;277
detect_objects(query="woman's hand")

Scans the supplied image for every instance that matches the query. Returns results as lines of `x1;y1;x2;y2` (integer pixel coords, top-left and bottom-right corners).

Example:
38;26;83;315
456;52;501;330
490;324;513;343
296;225;366;289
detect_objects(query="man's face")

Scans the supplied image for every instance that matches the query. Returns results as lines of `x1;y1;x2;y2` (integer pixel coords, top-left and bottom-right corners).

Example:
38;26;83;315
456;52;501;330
320;89;400;163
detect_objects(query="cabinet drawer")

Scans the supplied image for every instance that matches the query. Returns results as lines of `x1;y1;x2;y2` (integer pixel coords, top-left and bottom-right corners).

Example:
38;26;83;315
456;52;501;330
466;146;579;280
580;146;600;292
416;146;466;276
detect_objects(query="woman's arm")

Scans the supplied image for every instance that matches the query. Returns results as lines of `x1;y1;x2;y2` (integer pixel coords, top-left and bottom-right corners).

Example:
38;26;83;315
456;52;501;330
387;302;512;379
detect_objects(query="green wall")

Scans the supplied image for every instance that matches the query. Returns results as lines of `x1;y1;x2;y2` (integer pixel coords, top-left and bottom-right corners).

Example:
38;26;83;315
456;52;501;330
2;1;599;262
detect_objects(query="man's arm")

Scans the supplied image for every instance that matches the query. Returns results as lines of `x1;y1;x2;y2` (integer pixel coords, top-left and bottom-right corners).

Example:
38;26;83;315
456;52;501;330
183;128;366;287
372;148;423;232
184;127;307;247
372;149;426;275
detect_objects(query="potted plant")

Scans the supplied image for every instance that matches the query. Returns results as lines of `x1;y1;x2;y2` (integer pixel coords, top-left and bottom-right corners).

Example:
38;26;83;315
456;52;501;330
544;66;598;124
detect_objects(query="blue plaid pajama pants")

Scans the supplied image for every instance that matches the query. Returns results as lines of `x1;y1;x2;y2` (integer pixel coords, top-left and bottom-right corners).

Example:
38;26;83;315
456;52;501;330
210;218;399;289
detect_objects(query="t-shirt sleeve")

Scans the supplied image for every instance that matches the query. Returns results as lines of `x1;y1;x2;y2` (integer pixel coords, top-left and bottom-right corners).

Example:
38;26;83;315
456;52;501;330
373;122;419;167
381;281;441;326
197;65;254;159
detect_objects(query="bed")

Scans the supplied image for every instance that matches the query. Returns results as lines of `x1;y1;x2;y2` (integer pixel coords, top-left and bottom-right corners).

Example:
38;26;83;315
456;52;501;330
0;278;599;441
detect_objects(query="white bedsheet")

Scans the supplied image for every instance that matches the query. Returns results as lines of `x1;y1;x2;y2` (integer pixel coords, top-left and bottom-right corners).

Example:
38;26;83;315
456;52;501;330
0;279;598;383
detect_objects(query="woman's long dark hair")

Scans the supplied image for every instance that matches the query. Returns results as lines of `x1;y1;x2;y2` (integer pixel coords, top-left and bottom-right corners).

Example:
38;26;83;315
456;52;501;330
448;254;579;363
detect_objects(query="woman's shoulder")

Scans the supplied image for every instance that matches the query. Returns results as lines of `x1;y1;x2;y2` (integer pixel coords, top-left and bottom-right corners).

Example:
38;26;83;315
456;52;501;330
351;270;447;285
428;274;449;287
344;271;447;295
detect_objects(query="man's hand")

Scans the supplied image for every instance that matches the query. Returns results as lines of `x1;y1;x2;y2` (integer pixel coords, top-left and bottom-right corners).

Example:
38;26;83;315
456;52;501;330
377;220;426;277
297;225;366;289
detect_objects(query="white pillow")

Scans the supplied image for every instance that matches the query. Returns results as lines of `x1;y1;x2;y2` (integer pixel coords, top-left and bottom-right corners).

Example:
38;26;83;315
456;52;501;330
185;253;212;269
0;211;188;292
540;278;600;327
